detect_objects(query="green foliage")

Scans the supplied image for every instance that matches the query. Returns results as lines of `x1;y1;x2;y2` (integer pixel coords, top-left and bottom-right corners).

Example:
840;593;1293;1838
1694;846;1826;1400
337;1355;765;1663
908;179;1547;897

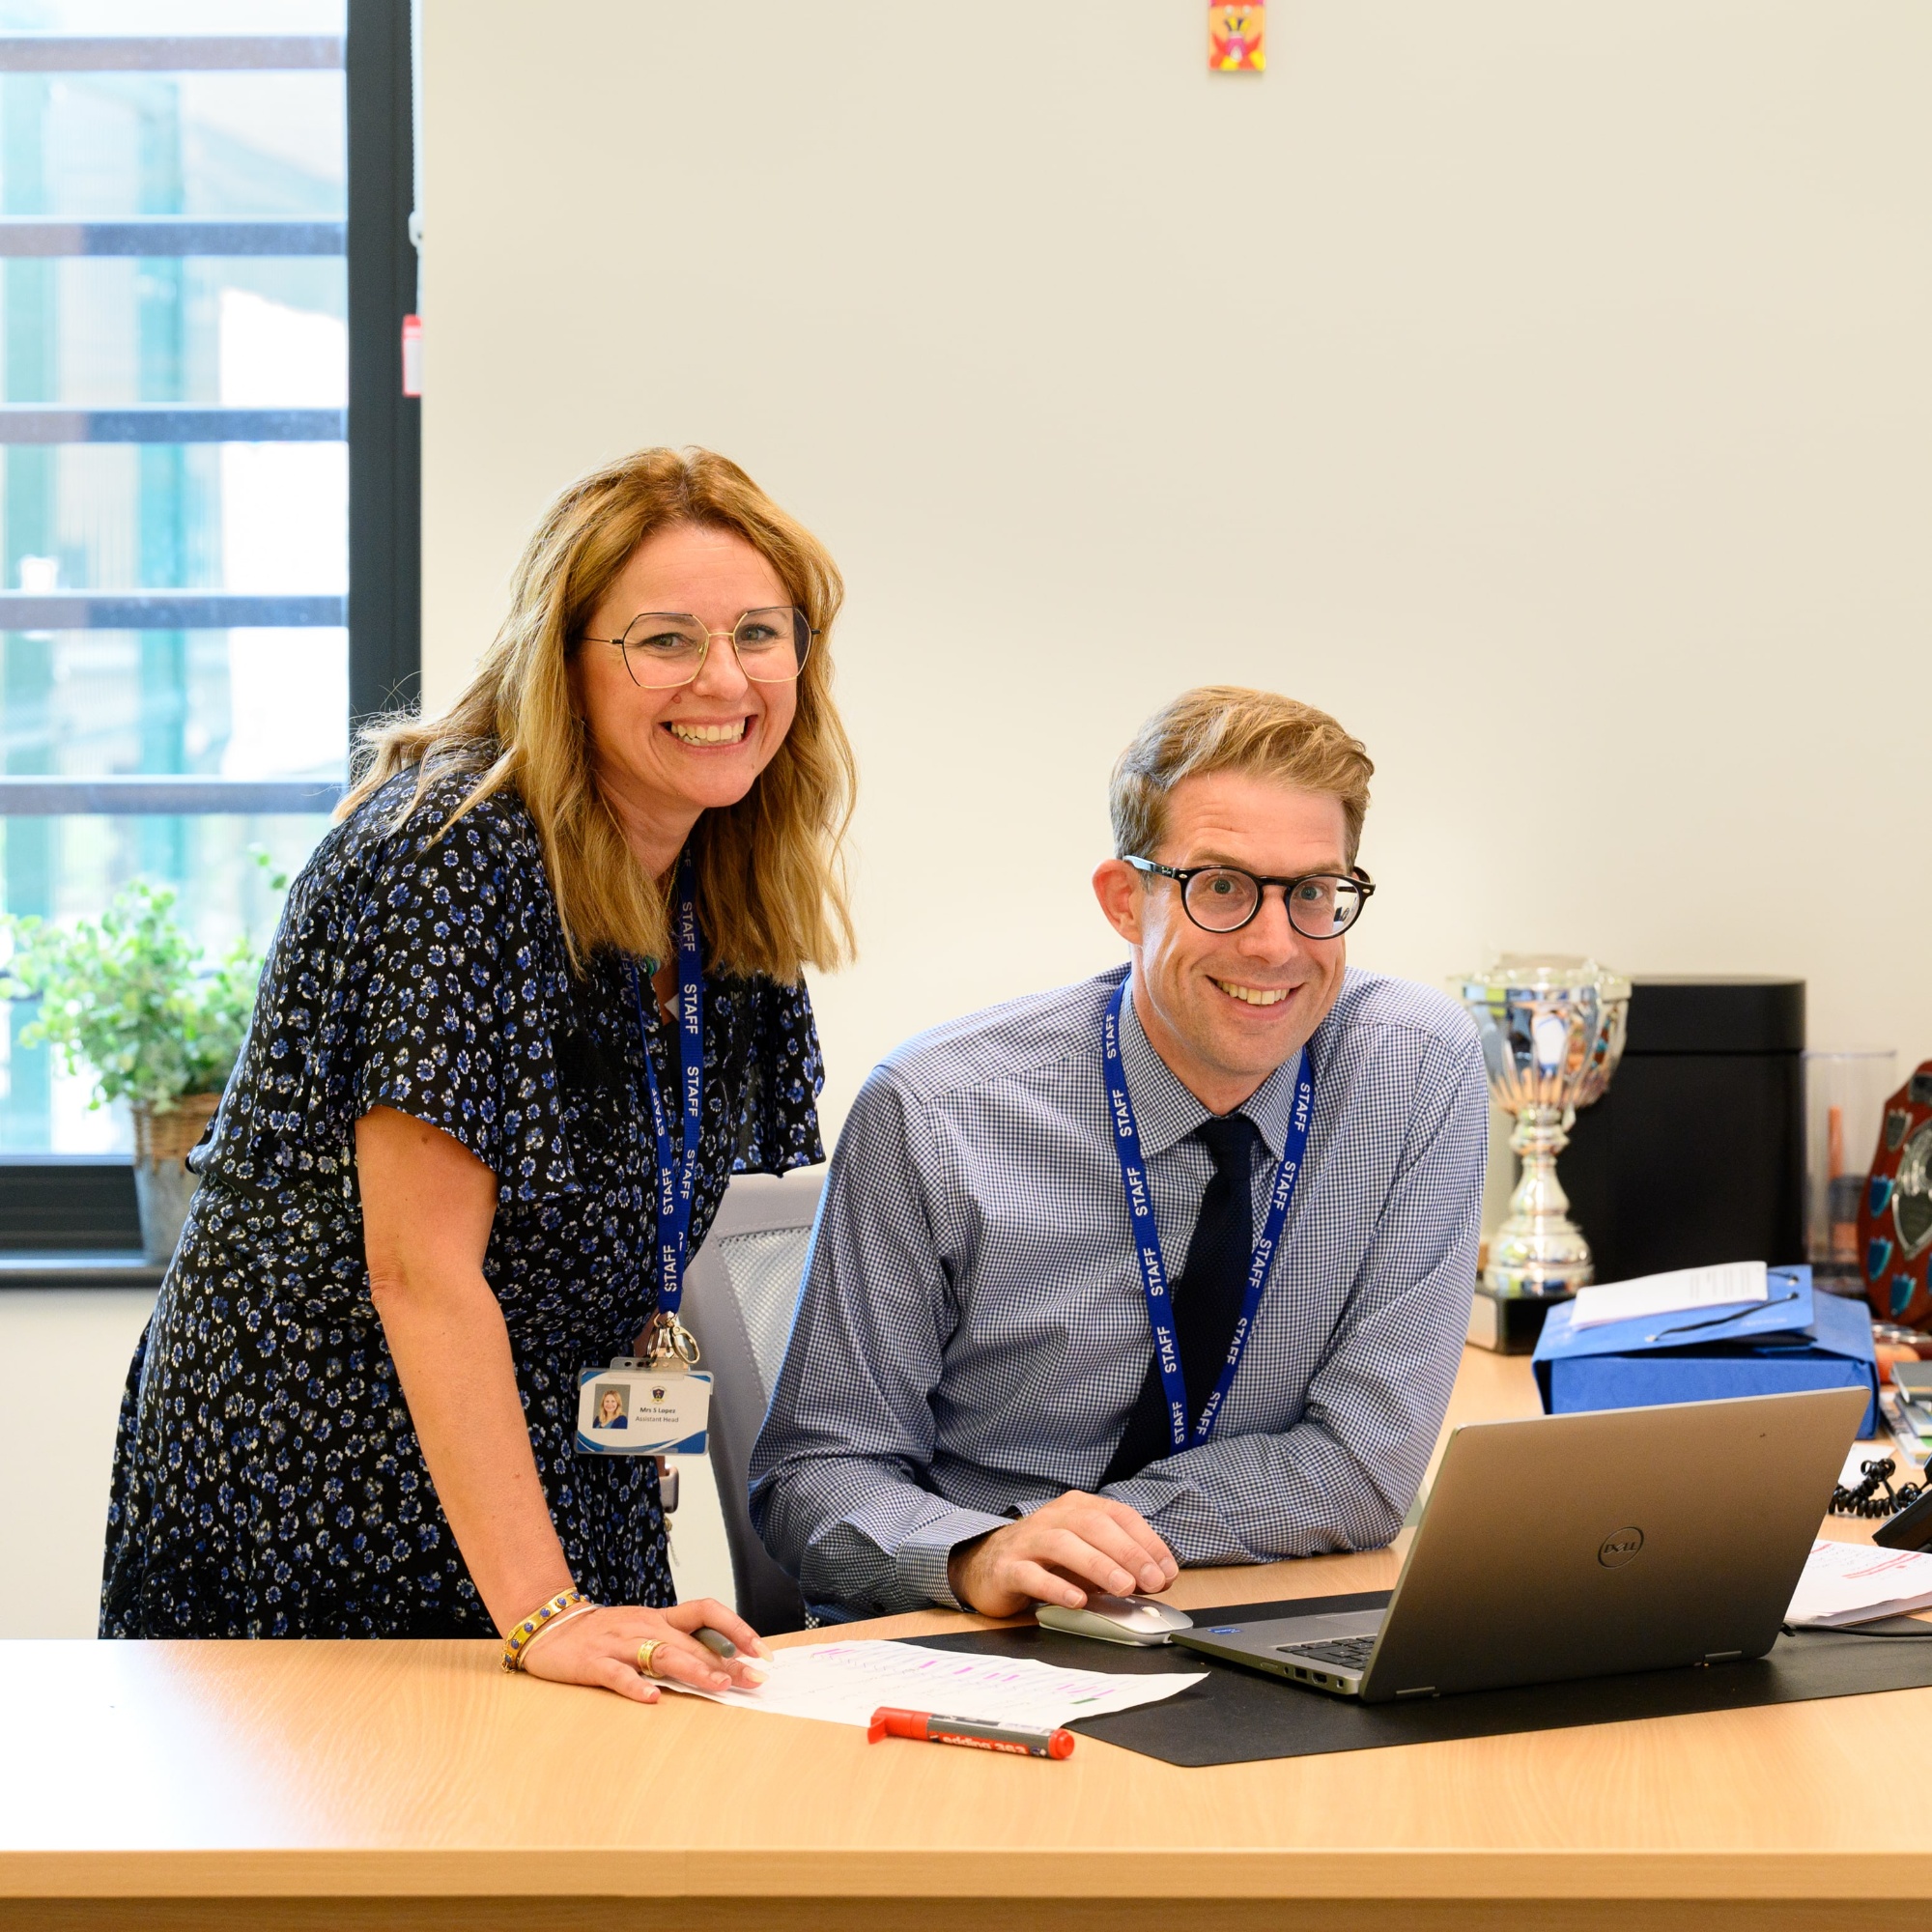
1;871;273;1114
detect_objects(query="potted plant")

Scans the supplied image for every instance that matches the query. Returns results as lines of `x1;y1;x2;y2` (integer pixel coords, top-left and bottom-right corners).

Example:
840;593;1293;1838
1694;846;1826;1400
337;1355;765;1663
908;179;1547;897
1;876;272;1264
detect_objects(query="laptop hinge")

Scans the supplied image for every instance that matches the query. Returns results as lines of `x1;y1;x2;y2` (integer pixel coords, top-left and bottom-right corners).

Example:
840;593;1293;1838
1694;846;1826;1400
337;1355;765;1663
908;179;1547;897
1394;1685;1438;1699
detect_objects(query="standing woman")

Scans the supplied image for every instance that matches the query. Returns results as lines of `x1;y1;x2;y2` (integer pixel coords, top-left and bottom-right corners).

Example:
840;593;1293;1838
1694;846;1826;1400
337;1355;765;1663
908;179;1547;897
101;447;854;1701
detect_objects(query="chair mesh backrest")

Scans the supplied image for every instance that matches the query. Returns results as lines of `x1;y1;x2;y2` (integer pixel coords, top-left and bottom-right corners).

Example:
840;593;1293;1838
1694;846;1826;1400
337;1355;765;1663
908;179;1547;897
713;1226;812;1398
683;1167;821;1632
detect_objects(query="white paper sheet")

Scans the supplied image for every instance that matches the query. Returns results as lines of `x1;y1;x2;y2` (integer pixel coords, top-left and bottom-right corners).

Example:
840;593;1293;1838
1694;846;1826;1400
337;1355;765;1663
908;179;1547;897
1570;1261;1769;1330
1785;1538;1932;1628
1840;1442;1897;1488
660;1638;1207;1729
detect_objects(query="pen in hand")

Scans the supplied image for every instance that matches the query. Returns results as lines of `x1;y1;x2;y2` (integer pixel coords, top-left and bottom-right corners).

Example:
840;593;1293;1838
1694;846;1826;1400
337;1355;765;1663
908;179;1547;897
697;1625;771;1682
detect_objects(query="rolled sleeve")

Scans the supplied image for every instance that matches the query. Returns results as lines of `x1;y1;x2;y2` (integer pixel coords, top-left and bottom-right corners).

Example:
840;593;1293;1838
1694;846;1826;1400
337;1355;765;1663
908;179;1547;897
351;810;575;1203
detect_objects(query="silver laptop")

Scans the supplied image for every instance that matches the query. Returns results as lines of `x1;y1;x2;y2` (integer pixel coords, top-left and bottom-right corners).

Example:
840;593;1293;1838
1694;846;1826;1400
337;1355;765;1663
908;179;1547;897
1171;1386;1867;1703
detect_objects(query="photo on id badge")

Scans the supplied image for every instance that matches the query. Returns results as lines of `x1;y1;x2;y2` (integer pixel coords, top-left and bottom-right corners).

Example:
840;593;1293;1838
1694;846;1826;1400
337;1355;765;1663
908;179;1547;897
575;1361;713;1455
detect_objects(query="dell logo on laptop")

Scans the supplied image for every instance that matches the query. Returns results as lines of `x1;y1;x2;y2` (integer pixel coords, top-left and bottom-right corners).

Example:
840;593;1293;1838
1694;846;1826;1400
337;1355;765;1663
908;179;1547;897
1598;1526;1645;1568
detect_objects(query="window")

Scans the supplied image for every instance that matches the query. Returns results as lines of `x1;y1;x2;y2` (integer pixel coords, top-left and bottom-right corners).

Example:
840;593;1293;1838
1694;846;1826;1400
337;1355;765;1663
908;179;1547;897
0;0;415;1176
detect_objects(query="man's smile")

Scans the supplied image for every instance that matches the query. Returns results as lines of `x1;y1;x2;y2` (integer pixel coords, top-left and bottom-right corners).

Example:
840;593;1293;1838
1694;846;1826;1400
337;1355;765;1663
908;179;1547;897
1209;976;1297;1008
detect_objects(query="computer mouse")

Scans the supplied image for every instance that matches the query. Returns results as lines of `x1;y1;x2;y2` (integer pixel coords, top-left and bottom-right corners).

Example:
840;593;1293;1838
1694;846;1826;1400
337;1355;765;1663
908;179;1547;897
1035;1593;1195;1646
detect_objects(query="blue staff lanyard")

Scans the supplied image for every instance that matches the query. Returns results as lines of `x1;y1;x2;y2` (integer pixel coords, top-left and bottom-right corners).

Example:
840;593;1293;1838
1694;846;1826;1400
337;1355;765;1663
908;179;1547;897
1102;976;1315;1453
628;852;704;1323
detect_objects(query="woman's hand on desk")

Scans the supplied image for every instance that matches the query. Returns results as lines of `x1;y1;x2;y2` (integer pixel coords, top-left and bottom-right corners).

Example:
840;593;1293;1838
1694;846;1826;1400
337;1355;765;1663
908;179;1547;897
948;1492;1179;1620
520;1597;772;1703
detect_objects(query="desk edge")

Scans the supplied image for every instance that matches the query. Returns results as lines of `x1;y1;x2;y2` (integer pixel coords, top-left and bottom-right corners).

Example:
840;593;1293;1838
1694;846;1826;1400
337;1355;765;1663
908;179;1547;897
0;1848;1909;1903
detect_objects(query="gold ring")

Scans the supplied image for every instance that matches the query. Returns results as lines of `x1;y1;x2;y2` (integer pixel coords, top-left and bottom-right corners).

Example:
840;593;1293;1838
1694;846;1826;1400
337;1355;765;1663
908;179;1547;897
636;1639;667;1679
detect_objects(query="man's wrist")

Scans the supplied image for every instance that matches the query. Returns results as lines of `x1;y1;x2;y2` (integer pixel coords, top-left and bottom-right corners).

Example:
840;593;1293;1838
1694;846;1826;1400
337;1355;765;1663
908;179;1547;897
945;1526;999;1607
895;1503;1016;1610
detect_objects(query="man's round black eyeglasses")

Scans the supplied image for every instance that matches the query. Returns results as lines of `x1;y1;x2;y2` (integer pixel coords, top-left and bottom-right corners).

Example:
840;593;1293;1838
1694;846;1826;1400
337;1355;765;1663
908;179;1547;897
1125;856;1376;939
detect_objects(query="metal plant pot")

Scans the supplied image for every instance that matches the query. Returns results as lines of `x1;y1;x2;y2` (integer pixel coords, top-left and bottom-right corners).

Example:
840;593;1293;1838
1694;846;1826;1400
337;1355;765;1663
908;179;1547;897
130;1093;221;1265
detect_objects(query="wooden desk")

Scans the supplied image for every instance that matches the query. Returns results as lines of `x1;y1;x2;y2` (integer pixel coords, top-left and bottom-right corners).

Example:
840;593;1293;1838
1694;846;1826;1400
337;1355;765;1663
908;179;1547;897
0;1350;1914;1932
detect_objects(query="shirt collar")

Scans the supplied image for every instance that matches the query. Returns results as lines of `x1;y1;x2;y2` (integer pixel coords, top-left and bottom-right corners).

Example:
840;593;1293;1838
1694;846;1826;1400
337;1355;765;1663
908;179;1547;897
1116;980;1303;1161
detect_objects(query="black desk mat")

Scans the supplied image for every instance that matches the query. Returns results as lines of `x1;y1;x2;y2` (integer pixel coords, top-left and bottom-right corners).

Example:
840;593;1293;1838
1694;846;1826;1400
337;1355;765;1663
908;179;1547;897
905;1591;1932;1768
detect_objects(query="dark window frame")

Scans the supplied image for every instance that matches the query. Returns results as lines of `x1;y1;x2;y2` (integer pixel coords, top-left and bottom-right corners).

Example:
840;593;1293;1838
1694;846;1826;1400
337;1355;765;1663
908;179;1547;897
347;0;421;730
1;6;418;1262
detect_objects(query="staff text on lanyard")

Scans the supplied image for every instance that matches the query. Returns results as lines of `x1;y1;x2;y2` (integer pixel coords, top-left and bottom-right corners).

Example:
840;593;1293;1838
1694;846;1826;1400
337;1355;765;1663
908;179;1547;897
628;853;704;1366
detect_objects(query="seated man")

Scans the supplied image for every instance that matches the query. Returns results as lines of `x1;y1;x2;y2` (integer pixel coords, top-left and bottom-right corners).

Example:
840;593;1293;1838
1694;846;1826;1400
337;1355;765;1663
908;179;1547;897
750;686;1489;1621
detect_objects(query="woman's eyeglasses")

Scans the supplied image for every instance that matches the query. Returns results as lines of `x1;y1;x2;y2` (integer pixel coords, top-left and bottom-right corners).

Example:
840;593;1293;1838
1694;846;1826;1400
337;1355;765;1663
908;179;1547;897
582;606;816;690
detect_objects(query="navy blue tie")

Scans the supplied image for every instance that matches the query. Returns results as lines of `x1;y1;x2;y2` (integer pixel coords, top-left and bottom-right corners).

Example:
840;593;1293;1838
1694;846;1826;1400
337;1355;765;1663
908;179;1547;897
1101;1112;1262;1485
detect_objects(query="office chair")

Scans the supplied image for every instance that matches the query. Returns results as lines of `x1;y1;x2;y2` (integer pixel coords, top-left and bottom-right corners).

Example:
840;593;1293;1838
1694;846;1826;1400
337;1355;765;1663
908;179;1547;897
679;1164;825;1634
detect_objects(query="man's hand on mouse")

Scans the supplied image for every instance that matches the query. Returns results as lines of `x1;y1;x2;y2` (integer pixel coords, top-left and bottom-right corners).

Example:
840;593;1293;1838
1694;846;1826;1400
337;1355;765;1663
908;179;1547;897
946;1492;1179;1619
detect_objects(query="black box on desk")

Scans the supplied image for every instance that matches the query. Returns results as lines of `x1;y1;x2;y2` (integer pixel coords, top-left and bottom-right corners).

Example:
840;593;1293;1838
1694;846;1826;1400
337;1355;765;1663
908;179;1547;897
1466;1284;1566;1355
1561;976;1804;1283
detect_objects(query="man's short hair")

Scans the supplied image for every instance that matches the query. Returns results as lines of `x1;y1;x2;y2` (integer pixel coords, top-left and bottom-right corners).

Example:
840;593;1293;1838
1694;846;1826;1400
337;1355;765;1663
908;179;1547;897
1110;686;1375;866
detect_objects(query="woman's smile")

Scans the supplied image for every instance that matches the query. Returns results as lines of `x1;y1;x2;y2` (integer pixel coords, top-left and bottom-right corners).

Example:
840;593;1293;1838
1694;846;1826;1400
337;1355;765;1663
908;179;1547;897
666;717;751;746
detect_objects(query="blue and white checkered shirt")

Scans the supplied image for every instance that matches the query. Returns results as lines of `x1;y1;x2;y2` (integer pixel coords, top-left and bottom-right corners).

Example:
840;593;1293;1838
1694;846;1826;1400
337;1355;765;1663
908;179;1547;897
749;963;1489;1619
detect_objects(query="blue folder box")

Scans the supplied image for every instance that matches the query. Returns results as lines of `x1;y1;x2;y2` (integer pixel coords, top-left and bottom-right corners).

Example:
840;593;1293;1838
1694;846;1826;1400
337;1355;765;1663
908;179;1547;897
1532;1267;1880;1437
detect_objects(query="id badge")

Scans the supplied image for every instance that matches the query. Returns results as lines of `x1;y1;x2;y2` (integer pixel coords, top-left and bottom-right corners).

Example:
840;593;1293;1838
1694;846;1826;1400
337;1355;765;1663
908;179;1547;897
576;1357;712;1456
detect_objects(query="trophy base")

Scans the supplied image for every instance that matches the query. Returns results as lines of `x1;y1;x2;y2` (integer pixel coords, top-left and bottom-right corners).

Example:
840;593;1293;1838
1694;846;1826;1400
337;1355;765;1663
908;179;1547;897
1482;1259;1593;1299
1483;1212;1596;1302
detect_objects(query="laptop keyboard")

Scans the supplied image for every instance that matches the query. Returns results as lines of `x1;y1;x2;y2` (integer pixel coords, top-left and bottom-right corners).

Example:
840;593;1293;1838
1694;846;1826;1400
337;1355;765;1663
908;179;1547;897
1278;1635;1376;1671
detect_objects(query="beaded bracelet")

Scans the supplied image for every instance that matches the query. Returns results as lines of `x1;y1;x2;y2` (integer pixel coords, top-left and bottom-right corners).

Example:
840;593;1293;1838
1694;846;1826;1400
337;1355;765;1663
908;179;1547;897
501;1587;589;1672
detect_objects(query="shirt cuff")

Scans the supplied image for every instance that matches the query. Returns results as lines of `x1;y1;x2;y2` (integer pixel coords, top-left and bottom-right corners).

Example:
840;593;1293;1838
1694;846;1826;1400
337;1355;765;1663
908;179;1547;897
896;1505;1018;1610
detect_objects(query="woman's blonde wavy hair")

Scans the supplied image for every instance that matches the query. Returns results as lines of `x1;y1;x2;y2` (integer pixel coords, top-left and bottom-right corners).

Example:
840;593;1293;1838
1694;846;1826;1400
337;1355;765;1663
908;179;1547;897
338;446;856;983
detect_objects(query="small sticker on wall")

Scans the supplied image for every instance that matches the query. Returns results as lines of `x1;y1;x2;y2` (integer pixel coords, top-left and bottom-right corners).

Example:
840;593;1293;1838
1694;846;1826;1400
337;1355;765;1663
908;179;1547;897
1208;2;1264;72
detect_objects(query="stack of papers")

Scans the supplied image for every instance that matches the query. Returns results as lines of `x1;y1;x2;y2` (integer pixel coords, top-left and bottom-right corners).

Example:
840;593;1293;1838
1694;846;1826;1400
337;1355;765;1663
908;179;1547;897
1889;1383;1932;1443
1876;1390;1931;1468
662;1638;1207;1729
1785;1539;1932;1628
1570;1261;1769;1331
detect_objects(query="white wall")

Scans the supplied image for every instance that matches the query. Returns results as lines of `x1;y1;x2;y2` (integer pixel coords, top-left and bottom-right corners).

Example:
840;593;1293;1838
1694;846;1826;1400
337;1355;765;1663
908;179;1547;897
420;0;1932;1136
0;1291;152;1636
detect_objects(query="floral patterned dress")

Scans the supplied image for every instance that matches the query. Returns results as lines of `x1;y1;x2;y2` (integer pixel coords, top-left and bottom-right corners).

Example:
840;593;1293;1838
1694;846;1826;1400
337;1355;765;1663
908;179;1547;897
99;768;824;1638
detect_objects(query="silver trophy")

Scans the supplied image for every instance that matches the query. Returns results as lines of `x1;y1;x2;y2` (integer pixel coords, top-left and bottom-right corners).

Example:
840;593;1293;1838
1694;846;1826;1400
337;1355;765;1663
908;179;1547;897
1455;955;1632;1298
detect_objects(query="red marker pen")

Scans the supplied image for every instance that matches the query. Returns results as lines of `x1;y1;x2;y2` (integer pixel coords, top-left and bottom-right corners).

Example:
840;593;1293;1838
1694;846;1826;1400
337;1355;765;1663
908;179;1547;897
867;1707;1075;1759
